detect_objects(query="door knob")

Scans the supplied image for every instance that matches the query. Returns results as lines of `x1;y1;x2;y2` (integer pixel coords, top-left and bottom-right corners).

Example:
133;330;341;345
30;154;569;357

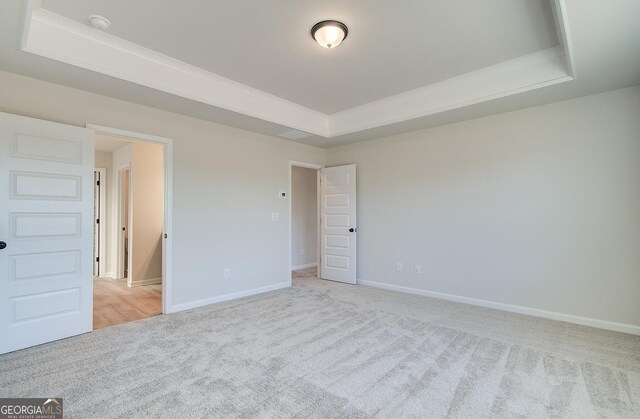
0;241;6;250
349;228;355;233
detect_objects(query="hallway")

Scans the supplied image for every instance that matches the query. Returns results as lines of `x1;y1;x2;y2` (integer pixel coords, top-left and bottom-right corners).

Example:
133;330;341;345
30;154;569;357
93;278;161;329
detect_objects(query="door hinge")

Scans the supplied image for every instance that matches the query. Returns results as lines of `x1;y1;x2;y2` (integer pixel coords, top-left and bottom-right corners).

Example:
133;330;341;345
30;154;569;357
96;218;99;224
96;257;99;262
96;180;100;186
164;233;167;239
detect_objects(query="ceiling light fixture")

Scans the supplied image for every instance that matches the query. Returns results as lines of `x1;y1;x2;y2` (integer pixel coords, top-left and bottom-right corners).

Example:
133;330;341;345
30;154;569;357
89;14;111;30
311;20;348;49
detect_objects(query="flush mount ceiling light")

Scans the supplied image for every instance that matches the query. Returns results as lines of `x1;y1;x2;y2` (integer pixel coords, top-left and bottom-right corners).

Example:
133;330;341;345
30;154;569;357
311;20;348;49
89;14;111;30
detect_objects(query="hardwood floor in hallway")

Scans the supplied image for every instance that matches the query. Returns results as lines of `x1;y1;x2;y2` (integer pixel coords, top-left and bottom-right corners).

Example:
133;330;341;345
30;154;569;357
93;278;162;329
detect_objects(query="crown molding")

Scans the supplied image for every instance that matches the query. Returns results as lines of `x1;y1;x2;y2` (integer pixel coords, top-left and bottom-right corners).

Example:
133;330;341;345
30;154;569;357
23;7;330;137
21;0;575;140
330;46;572;136
551;0;575;78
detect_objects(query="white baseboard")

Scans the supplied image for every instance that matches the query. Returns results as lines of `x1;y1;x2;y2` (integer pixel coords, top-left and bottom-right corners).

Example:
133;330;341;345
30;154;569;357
291;263;317;271
169;281;290;313
129;277;162;287
103;271;117;279
357;279;640;336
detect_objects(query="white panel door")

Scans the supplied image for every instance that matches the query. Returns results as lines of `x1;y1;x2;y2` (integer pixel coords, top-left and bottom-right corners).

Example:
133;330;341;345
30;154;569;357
0;112;94;354
320;164;356;284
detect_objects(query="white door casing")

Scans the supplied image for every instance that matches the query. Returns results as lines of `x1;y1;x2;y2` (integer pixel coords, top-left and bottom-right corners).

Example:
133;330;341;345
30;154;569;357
93;171;100;276
116;166;131;281
320;164;357;284
92;168;107;277
0;112;94;354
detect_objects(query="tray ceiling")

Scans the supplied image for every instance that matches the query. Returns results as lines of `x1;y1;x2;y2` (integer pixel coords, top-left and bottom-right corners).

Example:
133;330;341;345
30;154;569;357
41;0;559;114
2;1;638;147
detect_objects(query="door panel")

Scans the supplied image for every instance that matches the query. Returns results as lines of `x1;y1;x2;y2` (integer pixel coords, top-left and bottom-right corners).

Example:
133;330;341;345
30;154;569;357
12;288;81;322
12;134;83;164
10;171;82;200
11;250;81;281
320;164;356;284
0;112;94;354
11;212;81;239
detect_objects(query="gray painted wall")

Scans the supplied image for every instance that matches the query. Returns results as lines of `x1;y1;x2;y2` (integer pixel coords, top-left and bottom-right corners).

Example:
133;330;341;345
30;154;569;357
328;86;640;329
0;70;327;310
1;68;638;331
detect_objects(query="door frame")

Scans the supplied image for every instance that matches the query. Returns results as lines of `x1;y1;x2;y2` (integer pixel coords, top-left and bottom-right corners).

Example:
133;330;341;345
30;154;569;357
115;163;131;282
94;167;107;277
289;160;324;285
88;124;174;314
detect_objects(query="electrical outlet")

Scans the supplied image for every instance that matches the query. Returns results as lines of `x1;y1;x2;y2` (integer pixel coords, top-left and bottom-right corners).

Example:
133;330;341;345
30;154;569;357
271;212;280;221
396;262;403;272
415;264;422;274
224;268;231;279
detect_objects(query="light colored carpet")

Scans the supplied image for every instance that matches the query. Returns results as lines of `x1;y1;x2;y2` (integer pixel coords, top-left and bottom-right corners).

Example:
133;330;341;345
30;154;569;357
1;268;639;418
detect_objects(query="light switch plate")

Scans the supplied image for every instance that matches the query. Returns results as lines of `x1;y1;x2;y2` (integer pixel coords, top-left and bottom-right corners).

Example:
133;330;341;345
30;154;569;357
272;212;280;221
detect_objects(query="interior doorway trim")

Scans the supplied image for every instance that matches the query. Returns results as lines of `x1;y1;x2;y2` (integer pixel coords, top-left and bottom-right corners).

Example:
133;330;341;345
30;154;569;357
289;160;324;285
115;163;131;282
94;167;107;277
87;124;174;314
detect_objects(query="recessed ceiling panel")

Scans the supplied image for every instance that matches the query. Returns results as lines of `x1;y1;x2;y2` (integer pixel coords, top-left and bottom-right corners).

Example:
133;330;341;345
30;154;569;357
41;0;558;114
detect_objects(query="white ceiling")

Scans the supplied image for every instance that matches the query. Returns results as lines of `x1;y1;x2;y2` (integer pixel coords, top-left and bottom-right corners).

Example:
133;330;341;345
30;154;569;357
40;0;558;114
95;134;130;152
0;1;638;148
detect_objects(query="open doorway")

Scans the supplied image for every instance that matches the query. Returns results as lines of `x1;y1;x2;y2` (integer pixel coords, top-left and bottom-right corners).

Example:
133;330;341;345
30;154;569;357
290;162;323;283
93;133;165;329
290;162;358;285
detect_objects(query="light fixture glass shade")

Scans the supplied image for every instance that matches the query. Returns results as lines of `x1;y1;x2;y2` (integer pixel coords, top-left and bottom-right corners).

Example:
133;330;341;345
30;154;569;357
311;20;348;49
